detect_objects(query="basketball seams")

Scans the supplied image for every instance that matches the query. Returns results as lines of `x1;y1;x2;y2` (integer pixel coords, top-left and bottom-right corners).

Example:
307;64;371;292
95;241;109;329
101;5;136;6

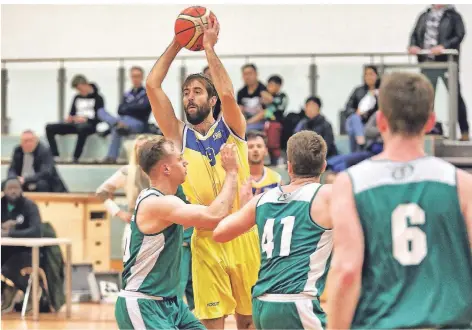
175;6;215;51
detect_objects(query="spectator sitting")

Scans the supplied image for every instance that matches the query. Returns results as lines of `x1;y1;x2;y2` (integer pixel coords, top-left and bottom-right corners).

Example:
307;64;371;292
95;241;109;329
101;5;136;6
5;130;67;193
203;66;222;121
344;65;381;152
45;75;105;163
327;112;384;173
237;64;268;131
263;75;288;165
294;96;338;158
98;66;152;164
1;178;42;313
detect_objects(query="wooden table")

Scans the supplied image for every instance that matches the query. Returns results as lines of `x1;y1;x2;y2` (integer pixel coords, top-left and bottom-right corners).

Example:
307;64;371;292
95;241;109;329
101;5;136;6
1;237;72;321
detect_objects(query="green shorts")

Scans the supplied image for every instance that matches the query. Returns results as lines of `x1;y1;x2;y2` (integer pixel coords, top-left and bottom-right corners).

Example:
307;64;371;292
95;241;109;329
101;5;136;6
252;296;326;330
115;296;204;330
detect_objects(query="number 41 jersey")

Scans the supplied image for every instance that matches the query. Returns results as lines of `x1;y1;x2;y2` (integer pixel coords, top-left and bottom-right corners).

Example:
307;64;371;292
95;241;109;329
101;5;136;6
252;183;333;299
348;157;472;329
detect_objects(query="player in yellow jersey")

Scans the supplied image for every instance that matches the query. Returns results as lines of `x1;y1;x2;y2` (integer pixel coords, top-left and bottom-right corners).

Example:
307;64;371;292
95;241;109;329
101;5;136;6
145;19;259;329
247;131;282;194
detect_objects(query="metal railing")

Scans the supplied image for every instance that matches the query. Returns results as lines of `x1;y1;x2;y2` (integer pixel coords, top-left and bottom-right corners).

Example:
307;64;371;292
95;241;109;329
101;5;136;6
1;49;459;138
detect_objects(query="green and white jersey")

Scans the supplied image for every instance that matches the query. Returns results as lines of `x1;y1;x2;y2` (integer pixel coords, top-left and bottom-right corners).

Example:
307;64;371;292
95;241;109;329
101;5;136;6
348;156;472;329
252;183;333;298
121;188;183;298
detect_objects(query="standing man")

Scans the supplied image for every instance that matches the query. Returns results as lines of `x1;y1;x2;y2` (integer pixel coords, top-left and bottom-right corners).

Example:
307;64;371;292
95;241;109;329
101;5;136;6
146;19;259;329
408;4;469;141
328;72;472;329
247;131;282;194
115;139;240;330
213;131;333;330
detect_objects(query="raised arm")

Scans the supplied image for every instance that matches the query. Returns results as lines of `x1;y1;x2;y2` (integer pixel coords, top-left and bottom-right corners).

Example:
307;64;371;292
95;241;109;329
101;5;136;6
138;144;240;233
146;39;185;145
202;19;246;138
213;194;260;243
327;172;364;330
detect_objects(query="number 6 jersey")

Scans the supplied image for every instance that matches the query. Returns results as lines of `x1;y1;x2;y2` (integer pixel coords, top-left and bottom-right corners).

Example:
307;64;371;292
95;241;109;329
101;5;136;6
253;183;333;298
348;156;472;329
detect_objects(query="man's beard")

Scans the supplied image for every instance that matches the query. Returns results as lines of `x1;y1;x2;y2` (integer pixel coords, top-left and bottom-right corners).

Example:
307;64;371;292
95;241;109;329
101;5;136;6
249;157;263;165
185;102;211;125
5;195;21;204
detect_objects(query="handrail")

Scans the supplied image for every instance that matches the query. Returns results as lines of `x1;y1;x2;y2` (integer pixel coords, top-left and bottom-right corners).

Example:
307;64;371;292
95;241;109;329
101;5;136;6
0;50;459;64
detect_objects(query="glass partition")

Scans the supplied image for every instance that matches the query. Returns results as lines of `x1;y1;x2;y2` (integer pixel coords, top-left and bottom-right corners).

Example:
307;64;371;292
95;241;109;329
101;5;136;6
2;53;459;139
6;62;59;135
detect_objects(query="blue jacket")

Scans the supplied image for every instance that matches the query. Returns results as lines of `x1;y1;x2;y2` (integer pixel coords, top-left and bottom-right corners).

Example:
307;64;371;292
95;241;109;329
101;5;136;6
118;86;151;123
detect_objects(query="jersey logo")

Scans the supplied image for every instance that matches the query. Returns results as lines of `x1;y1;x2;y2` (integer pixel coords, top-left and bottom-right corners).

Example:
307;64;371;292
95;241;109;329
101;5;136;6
16;214;24;224
207;301;220;307
212;130;222;140
277;192;291;201
391;164;414;180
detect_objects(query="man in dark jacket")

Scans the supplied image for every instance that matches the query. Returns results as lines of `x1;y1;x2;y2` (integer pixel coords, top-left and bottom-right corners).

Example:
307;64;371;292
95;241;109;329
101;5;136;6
1;178;42;313
294;96;338;158
408;5;469;141
99;66;152;163
45;75;106;162
5;130;67;193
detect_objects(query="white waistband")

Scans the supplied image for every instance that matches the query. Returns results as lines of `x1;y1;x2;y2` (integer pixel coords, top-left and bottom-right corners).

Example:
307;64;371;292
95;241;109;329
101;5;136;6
257;293;316;302
119;290;163;301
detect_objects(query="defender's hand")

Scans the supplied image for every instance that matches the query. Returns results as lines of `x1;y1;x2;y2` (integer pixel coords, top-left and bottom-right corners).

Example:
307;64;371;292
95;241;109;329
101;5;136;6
220;143;238;174
202;16;219;50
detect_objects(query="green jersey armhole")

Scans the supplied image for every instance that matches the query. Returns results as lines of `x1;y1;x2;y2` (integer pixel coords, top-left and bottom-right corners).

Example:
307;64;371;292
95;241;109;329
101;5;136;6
134;190;172;237
308;183;332;231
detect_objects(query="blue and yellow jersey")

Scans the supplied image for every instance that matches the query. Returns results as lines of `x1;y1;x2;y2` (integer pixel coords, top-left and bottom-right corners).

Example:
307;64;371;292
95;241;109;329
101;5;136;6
252;166;282;194
181;117;250;215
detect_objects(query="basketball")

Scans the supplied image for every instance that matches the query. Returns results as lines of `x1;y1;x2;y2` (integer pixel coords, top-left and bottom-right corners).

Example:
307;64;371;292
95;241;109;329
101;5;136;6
174;6;217;51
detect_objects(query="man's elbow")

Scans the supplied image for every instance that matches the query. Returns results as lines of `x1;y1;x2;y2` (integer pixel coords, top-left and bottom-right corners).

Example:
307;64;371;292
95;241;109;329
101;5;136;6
213;226;232;243
145;77;161;90
332;260;362;287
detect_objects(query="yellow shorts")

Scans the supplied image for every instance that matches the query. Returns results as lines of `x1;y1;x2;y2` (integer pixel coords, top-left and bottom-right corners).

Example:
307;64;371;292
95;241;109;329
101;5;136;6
191;226;260;320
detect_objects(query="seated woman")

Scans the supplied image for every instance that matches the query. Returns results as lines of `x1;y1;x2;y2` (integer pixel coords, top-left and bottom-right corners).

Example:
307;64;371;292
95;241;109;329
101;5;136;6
344;65;381;152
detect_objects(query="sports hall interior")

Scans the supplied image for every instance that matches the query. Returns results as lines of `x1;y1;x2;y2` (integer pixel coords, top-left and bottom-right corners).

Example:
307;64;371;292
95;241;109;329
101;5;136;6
1;3;471;330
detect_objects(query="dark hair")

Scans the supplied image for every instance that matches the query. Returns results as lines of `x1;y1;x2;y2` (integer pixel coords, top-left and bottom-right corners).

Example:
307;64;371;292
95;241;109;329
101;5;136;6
246;130;267;145
305;96;322;109
242;64;257;72
268;75;283;85
364;65;381;89
379;72;434;136
130;66;144;75
203;66;210;73
138;138;174;176
182;73;217;99
287;131;327;178
71;75;88;88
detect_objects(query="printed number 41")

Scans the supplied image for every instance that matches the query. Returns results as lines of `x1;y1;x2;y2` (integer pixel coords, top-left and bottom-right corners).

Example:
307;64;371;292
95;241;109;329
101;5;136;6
261;216;295;258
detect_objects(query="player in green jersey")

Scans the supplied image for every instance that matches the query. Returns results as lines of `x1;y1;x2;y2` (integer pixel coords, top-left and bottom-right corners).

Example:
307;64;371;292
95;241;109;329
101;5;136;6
214;130;333;330
115;138;240;330
329;72;472;329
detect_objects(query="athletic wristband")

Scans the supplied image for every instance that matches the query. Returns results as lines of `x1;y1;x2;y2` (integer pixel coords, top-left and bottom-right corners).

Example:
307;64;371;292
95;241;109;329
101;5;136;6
104;199;121;216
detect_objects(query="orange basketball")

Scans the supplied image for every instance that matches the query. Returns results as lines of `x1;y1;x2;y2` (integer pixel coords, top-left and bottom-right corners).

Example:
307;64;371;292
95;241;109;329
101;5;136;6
174;6;217;51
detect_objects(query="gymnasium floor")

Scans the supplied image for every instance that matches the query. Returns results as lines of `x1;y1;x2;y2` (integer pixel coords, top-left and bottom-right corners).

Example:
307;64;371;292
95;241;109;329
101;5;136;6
1;303;238;330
